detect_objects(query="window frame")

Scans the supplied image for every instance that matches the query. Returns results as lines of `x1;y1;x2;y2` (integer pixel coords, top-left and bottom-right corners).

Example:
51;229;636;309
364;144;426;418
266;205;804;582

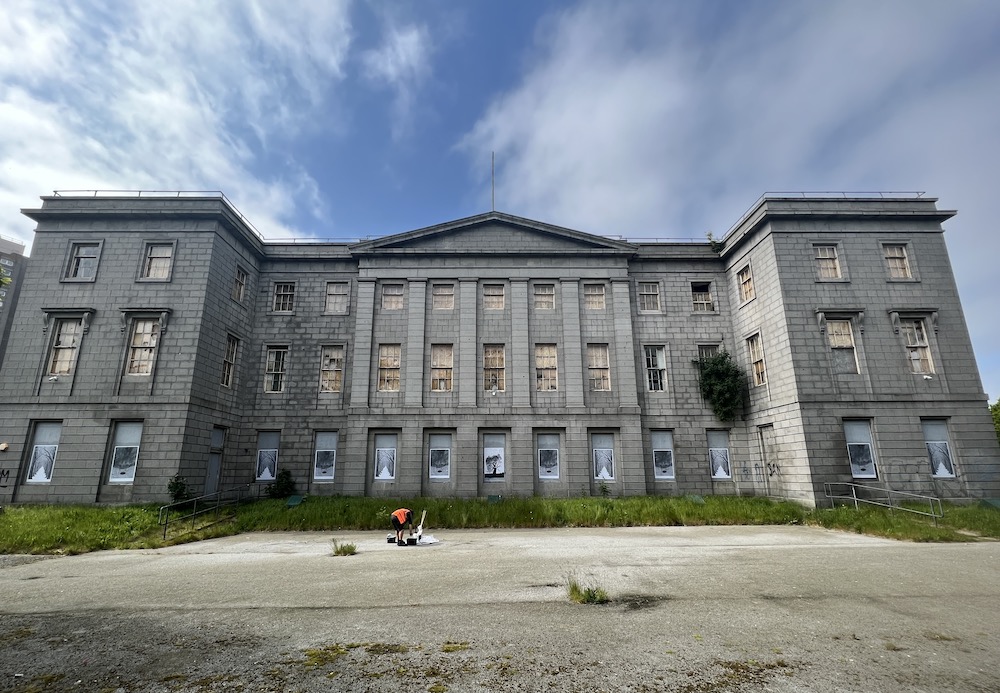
255;431;280;482
737;264;755;303
381;283;404;310
899;317;934;374
638;282;661;312
643;345;666;392
587;343;611;391
483;283;505;310
534;343;558;391
48;318;83;376
319;344;345;393
533;283;555;310
126;318;161;376
232;266;248;303
63;241;102;282
583;283;606;310
25;421;62;484
431;283;455;310
430;344;454;392
844;419;878;479
138;241;175;281
374;432;398;480
536;432;561;480
651;430;675;480
221;334;239;388
264;345;289;393
592;432;615;481
483;432;506;480
826;318;859;374
690;282;714;312
746;332;767;387
922;419;956;478
883;243;913;280
377;344;401;392
324;281;350;314
814;244;843;280
428;432;452;480
707;430;732;479
108;421;143;484
272;282;296;313
483;344;506;392
313;431;339;481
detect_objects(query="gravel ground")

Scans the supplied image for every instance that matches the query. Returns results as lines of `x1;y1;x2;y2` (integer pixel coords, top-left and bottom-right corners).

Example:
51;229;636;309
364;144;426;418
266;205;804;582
1;527;998;692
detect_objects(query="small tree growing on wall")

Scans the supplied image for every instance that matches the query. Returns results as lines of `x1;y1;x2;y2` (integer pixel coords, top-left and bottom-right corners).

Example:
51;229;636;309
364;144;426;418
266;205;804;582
991;397;1000;445
698;351;747;422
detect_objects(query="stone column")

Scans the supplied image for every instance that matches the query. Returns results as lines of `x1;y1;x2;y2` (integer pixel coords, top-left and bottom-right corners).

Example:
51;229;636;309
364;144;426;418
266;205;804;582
560;279;584;407
349;279;376;408
458;279;478;406
611;279;639;408
510;280;530;407
404;279;426;407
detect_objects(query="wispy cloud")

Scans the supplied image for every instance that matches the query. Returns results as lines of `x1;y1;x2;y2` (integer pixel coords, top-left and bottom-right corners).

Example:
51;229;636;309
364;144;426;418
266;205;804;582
361;19;433;141
0;0;353;244
460;0;1000;397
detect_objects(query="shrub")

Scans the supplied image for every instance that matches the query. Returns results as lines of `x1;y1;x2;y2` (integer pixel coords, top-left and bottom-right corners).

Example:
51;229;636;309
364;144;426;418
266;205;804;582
167;475;191;503
698;351;747;421
266;469;297;499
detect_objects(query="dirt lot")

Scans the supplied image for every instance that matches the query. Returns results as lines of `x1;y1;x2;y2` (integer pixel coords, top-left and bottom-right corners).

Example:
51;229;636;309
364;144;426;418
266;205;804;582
1;527;998;692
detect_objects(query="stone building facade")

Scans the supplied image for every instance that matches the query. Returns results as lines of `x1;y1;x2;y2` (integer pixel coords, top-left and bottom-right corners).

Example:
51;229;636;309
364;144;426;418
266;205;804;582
0;192;996;507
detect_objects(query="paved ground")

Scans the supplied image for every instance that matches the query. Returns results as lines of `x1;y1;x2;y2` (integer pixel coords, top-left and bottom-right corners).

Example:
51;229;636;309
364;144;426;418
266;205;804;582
1;526;998;692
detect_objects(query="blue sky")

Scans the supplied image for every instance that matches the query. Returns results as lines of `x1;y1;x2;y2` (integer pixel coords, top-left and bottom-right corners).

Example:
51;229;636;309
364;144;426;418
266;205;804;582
2;0;999;400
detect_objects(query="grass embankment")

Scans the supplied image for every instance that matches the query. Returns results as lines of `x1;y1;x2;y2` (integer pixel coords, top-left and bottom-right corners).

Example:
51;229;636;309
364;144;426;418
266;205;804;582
1;495;997;555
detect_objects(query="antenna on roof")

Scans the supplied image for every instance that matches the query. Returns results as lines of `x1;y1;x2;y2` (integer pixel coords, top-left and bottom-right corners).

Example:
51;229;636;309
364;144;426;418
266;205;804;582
491;151;495;211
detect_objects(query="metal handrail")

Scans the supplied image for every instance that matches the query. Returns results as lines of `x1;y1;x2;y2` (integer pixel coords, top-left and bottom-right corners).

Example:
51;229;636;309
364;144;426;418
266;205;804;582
157;484;257;539
824;482;943;525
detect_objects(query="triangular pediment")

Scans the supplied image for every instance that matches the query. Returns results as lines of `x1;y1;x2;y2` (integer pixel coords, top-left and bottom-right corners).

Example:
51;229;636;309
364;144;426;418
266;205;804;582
350;212;636;257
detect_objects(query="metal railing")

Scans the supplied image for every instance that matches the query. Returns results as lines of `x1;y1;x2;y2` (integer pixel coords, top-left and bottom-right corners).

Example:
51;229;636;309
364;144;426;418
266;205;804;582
157;484;257;539
824;482;943;525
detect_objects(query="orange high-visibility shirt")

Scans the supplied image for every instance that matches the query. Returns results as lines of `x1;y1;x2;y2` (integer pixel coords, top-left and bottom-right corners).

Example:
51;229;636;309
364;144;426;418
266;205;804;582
391;508;411;524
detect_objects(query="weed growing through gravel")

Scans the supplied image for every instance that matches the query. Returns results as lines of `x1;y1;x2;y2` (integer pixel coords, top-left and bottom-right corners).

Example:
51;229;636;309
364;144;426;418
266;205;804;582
567;576;610;604
331;539;357;556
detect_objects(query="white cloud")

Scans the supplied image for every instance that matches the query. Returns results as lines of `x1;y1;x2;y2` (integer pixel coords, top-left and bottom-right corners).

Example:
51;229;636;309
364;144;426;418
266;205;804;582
460;0;1000;398
0;0;354;247
361;20;433;141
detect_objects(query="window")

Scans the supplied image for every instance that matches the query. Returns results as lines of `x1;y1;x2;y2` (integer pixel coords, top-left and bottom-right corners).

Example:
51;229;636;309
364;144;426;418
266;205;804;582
535;344;558;391
922;420;955;478
638;282;660;312
140;243;173;280
814;245;842;279
232;267;247;302
534;284;555;310
221;335;239;387
272;282;295;312
66;242;100;280
314;431;338;481
483;344;505;392
320;345;344;392
587;344;611;391
428;433;452;480
108;421;143;484
584;284;606;310
127;319;160;375
826;319;859;374
691;282;714;312
844;420;877;479
381;283;404;309
325;282;349;313
483;284;504;310
900;318;933;374
432;284;454;310
49;319;82;375
431;344;454;392
264;346;288;393
737;265;755;302
708;430;732;479
0;257;12;266
746;333;767;386
483;432;505;479
698;344;720;360
644;346;666;392
883;244;912;279
651;430;675;480
378;344;401;391
26;422;61;483
256;431;279;481
374;433;397;480
592;432;615;480
537;432;560;479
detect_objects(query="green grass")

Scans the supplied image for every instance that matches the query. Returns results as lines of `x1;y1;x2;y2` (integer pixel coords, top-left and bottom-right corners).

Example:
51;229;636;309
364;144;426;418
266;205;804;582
568;576;610;604
1;496;997;555
331;539;357;556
